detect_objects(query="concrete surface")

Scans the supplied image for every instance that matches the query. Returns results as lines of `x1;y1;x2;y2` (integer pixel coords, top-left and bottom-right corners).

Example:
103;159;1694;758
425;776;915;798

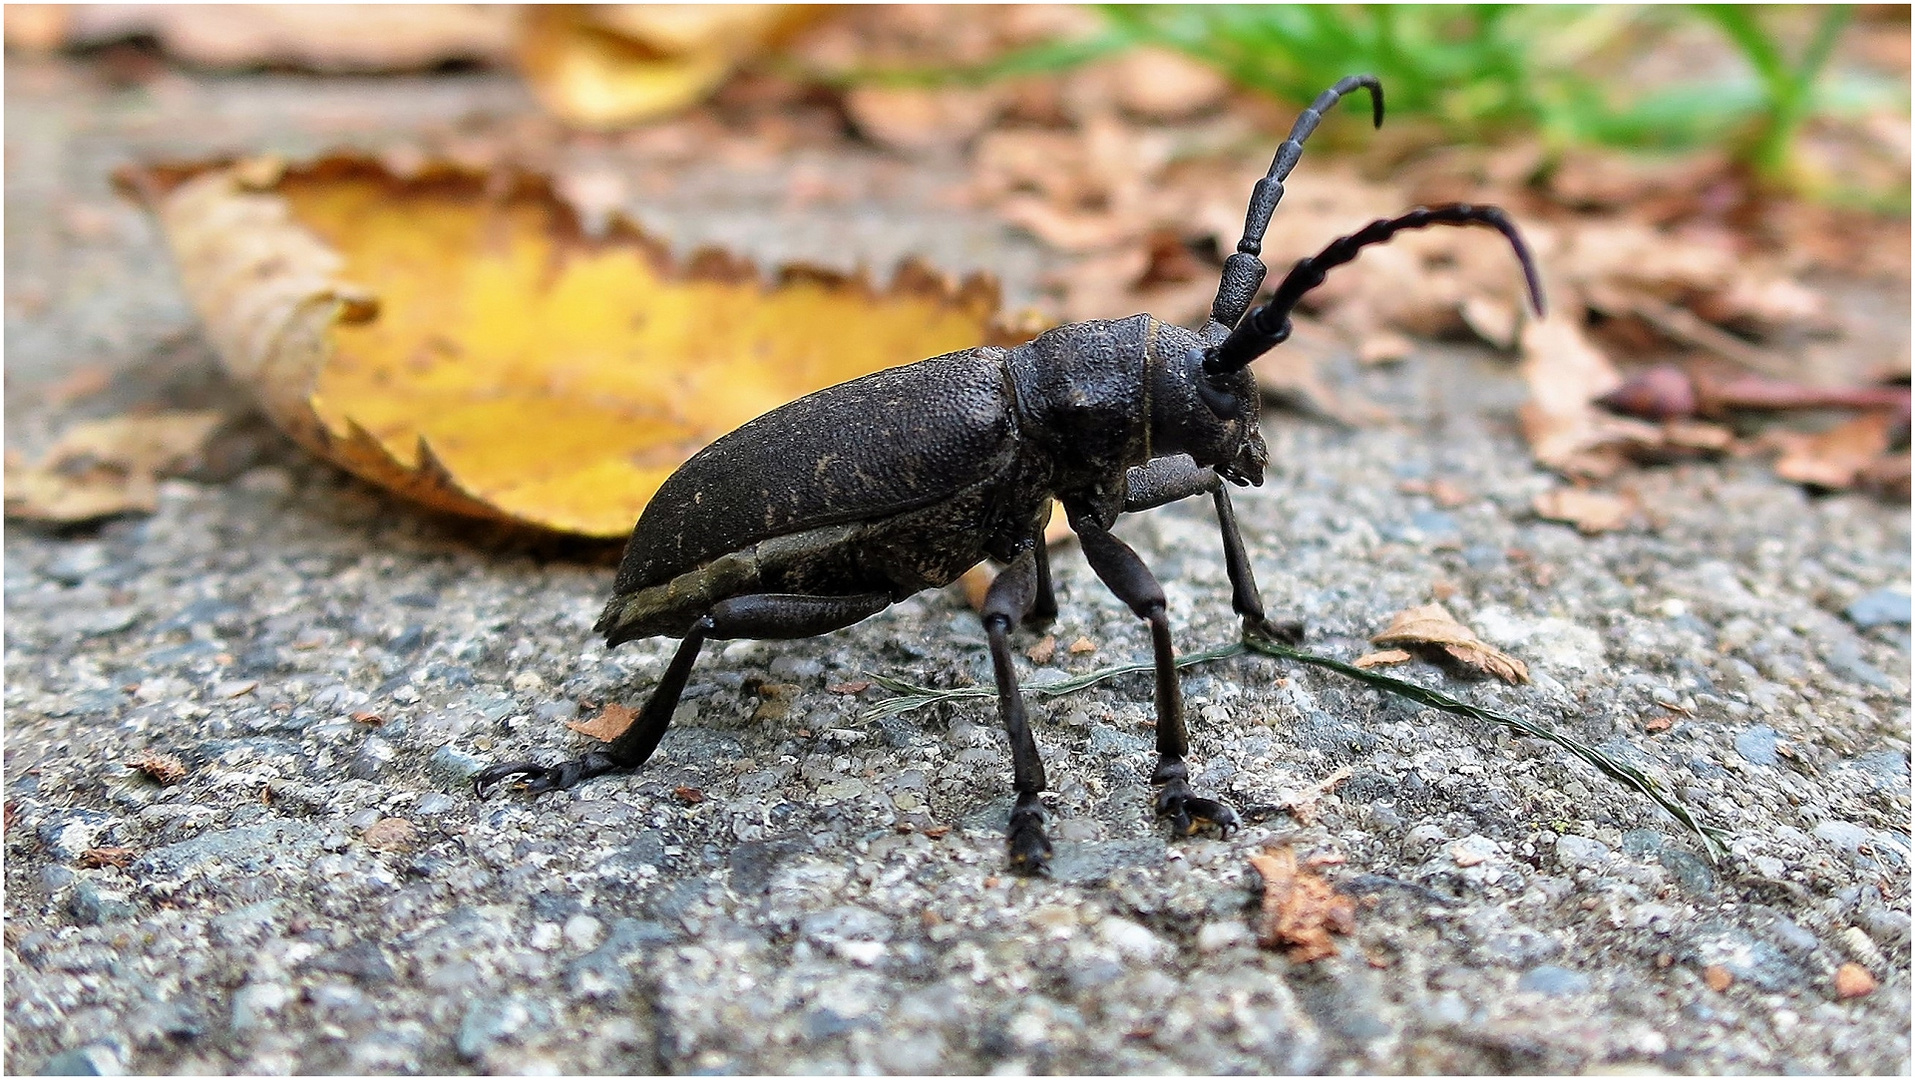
6;60;1910;1075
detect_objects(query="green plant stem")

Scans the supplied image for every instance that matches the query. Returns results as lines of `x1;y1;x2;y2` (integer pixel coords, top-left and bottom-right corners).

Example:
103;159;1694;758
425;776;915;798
863;631;1729;860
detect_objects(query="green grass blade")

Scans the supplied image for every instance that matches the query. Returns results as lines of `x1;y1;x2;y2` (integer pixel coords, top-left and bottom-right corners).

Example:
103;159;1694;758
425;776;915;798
1237;631;1730;859
861;628;1728;860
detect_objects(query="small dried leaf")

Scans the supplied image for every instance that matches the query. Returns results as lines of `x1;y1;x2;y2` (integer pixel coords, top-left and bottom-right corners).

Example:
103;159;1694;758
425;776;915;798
79;846;137;869
846;84;1005;153
1352;649;1412;670
360;817;417;853
673;786;706;805
1772;412;1898;491
5;411;225;524
566;703;637;742
1372;603;1529;684
127;751;188;785
1025;635;1058;666
828;681;872;696
1518;314;1657;478
1644;715;1673;733
1068;636;1097;656
1273;765;1354;826
1248;844;1356;963
1532;487;1638;534
1104;47;1230;121
1834;962;1877;999
16;4;515;71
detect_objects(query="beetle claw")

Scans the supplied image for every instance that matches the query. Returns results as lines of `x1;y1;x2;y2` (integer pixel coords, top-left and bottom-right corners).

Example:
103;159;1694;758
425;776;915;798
1245;615;1305;646
472;761;547;798
1155;762;1241;841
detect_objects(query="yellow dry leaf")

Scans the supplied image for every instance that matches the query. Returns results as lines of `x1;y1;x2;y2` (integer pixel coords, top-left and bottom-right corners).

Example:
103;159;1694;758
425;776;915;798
518;5;809;129
5;410;226;524
121;156;1009;538
1371;602;1530;684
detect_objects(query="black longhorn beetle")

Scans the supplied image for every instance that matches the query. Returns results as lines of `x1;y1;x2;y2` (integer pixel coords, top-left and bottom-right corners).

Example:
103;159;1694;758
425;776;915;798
476;75;1547;873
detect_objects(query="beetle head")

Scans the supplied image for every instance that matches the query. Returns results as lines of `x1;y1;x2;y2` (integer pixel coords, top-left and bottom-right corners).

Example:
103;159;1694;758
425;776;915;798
1152;344;1267;486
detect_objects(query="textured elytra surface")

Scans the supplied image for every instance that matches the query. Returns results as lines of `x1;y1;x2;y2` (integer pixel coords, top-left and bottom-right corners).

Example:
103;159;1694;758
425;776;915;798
6;62;1910;1075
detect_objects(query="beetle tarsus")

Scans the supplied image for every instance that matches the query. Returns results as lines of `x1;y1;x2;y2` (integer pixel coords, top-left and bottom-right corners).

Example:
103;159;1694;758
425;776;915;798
1007;792;1054;874
1152;756;1240;838
473;751;625;798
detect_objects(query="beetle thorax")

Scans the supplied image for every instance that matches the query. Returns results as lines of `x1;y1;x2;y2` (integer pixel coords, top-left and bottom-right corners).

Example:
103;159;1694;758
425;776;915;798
1005;315;1156;484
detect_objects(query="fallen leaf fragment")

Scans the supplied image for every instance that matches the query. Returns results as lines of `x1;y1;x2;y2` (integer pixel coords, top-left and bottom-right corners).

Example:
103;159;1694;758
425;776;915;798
1703;964;1733;992
519;5;808;129
566;703;637;742
360;817;416;853
1834;962;1877;999
1372;603;1529;684
79;846;136;869
1068;636;1097;656
1518;315;1648;479
126;751;188;785
673;786;706;805
1248;844;1356;963
1532;487;1638;534
1274;765;1354;826
1025;635;1057;666
8;4;516;71
845;84;1005;153
1771;412;1898;491
5;410;226;524
1644;715;1673;733
827;681;871;695
120;155;1010;538
1352;649;1412;670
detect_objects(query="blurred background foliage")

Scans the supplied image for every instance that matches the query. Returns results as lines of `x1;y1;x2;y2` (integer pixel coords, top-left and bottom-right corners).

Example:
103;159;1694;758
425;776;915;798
855;4;1905;204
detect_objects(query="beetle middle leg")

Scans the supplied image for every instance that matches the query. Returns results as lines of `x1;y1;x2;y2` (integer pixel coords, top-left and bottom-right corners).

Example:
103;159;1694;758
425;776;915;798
1069;509;1241;839
475;592;889;797
1123;456;1304;644
981;546;1054;873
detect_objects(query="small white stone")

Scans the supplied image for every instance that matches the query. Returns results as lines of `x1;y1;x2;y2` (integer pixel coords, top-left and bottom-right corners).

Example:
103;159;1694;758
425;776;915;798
562;913;604;951
1196;921;1253;953
528;922;562;952
836;940;886;965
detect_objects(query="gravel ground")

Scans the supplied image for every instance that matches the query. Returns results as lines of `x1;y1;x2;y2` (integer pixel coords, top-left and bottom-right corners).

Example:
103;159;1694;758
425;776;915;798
6;62;1911;1076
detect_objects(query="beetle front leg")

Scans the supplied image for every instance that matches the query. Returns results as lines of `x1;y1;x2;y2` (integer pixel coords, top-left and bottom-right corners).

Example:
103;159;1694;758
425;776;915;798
1070;513;1240;840
981;548;1053;873
1124;456;1303;643
475;592;889;797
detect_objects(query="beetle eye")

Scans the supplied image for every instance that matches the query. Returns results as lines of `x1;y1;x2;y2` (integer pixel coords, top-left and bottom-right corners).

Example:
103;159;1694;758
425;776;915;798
1197;377;1238;420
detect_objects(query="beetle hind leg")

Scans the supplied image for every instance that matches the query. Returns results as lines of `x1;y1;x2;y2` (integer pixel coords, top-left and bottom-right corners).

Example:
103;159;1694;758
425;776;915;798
475;592;890;798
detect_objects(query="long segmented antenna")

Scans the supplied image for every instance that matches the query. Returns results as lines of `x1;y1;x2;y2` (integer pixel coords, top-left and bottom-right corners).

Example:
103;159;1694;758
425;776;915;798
1203;204;1548;376
1210;74;1385;330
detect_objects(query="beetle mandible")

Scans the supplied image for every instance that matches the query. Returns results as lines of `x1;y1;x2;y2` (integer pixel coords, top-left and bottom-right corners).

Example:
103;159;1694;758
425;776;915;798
475;75;1547;873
